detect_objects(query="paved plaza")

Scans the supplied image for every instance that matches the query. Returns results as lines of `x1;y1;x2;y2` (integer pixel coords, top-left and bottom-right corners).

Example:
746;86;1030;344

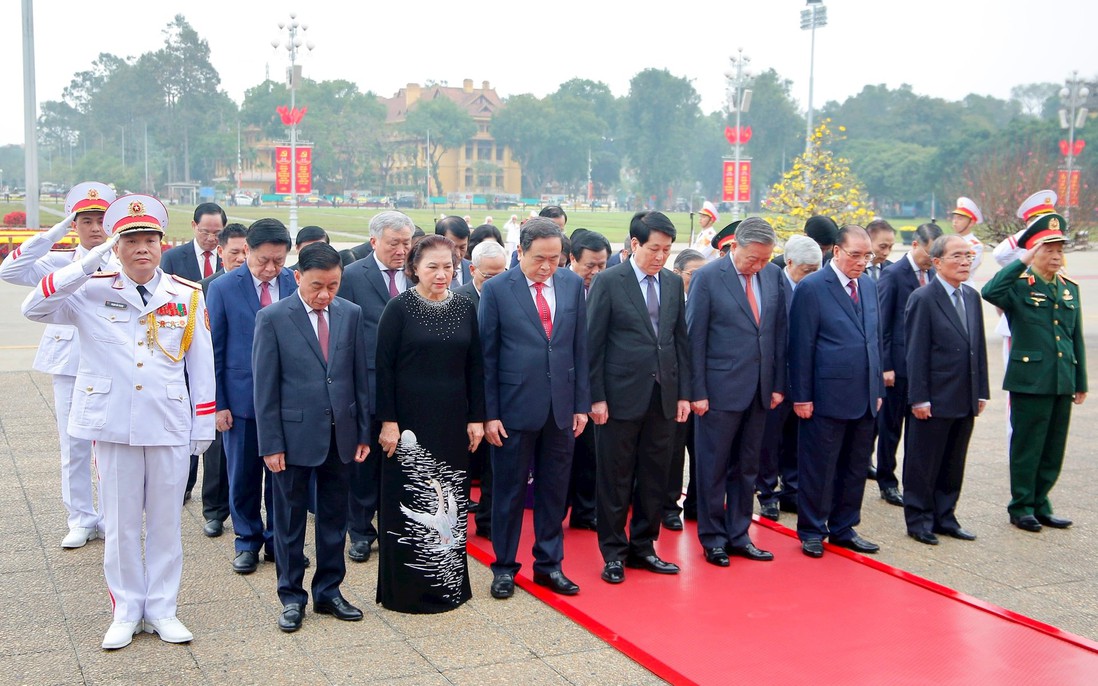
0;244;1096;685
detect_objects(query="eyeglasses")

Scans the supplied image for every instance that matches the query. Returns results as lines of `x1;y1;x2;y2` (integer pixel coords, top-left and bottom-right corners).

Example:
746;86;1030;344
941;252;976;263
838;246;872;263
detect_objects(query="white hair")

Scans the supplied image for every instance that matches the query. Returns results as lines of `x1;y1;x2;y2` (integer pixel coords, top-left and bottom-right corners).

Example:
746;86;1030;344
783;234;823;266
471;240;507;267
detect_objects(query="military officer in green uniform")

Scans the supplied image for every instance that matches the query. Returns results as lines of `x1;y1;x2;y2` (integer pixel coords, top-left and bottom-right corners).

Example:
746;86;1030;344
981;190;1087;533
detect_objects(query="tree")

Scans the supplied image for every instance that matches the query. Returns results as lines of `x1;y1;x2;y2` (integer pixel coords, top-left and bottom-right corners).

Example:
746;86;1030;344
1010;82;1061;118
403;97;476;196
764;120;875;240
844;139;936;208
622;69;701;205
742;69;806;194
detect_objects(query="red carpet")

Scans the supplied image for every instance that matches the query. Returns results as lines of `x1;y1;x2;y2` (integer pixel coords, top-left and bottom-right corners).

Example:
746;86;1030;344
467;492;1098;685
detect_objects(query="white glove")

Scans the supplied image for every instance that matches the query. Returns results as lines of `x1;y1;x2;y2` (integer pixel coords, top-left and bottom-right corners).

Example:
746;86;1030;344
189;440;212;457
43;211;79;242
79;231;120;275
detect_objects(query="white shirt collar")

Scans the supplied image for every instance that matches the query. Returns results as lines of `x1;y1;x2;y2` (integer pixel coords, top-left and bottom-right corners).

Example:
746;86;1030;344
629;256;658;284
829;258;855;288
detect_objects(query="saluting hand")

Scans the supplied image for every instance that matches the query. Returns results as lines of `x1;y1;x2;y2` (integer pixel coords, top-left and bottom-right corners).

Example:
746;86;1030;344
379;422;400;457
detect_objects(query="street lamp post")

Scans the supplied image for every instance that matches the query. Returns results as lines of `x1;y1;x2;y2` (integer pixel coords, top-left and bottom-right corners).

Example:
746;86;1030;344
1059;72;1090;226
272;13;314;234
726;49;752;221
800;0;828;153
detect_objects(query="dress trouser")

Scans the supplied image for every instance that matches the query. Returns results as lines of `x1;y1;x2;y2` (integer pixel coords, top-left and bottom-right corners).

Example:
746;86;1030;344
875;376;908;490
272;430;349;607
348;420;382;547
224;418;274;554
596;385;675;562
664;413;695;517
903;414;973;535
96;442;188;622
757;396;799;508
695;394;767;549
201;431;230;523
567;421;598;524
53;374;99;531
1007;393;1073;518
490;405;574;576
796;412;875;543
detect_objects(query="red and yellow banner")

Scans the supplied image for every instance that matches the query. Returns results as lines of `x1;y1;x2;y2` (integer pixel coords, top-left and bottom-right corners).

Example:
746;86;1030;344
275;146;313;195
1056;169;1080;208
722;160;751;203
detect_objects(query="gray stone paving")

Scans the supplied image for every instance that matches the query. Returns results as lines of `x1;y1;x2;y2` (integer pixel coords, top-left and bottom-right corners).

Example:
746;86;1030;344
0;244;1096;685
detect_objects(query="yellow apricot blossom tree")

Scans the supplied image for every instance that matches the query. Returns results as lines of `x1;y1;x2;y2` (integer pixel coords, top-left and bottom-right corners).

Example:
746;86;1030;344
764;119;875;241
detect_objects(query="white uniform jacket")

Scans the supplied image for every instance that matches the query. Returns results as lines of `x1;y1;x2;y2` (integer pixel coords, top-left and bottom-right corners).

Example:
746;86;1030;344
1;231;118;376
21;261;215;447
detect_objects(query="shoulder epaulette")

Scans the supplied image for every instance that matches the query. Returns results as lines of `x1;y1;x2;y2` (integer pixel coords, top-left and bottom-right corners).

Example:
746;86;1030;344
91;271;119;278
1060;273;1078;285
1018;272;1030;279
170;274;201;290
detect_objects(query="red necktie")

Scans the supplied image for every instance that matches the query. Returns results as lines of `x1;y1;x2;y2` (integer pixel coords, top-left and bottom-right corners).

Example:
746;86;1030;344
848;280;859;305
315;309;329;362
384;269;399;298
744;274;760;324
259;281;272;308
202;251;214;278
918;270;927;287
533;282;552;339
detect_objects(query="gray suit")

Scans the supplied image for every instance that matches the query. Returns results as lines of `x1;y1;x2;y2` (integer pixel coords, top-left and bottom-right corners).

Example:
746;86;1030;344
687;259;786;548
253;294;371;607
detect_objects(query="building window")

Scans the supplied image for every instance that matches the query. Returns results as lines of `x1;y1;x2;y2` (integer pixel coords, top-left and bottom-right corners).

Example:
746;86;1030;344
465;168;473;187
465;142;473;159
496;173;504;188
477;142;492;161
496;146;504;161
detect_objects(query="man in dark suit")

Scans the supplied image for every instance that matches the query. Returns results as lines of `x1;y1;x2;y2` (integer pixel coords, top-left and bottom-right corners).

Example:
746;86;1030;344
161;203;225;282
206;219;298;574
289;226;329;271
587;211;691;584
771;215;836;269
687;218;786;567
253;243;371;632
480;218;590;599
162;203;226;500
903;235;989;544
789;225;886;558
336;211;413;563
338;240;372;267
756;235;822;521
876;222;942;505
865;219;896;282
197;223;248;538
435;216;473;287
455;240;508;539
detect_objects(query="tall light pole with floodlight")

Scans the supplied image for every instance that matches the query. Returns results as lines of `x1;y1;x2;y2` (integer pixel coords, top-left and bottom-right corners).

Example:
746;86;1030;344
801;0;827;154
272;13;314;234
726;49;752;221
1059;72;1090;225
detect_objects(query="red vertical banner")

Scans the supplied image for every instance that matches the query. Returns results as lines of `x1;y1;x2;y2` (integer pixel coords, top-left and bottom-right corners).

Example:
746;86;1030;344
1056;169;1080;207
275;146;292;194
722;160;751;202
295;146;313;195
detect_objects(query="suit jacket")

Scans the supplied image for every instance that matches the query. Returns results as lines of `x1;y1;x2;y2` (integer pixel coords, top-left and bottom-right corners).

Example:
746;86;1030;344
587;260;690;421
161;239;221;282
207;266;298;419
905;279;990;418
788;265;885;419
253;295;371;465
336;254;402;410
451;258;472;287
866;258;892;282
878;260;933;378
687;259;786;411
339;241;373;267
480;266;591;431
199;268;225;296
453;281;480;308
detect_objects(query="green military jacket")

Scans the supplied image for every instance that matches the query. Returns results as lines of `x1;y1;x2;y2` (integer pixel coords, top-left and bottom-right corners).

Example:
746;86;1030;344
982;258;1087;395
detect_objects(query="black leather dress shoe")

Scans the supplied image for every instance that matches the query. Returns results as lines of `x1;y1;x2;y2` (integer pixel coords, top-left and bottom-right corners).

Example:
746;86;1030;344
934;527;977;541
232;550;259;574
1036;514;1073;529
278;603;303;632
880;486;904;506
347;541;372;562
569;519;597;531
1010;515;1043;532
866;465;878;480
315;597;363;621
908;530;939;545
533;570;580;595
778;500;798;514
759;504;780;521
263;551;309;568
703;547;729;567
802;539;824;558
831;534;880;553
490;573;514;599
601;561;625;584
727;543;774;561
203;519;223;537
624;554;680;574
662;514;684;531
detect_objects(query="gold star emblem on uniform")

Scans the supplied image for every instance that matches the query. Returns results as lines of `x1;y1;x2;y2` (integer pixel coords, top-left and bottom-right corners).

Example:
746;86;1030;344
129;200;145;216
87;189;99;199
1050;217;1060;230
1044;196;1053;204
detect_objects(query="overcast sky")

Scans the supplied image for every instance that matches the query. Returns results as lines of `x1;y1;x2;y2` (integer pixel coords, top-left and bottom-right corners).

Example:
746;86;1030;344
1;0;1095;147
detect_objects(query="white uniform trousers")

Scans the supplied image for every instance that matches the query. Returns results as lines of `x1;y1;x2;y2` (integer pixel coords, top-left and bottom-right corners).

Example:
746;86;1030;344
52;374;99;531
96;442;188;622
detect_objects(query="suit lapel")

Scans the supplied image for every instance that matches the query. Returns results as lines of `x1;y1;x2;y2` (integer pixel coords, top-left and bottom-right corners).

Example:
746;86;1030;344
278;269;297;301
931;280;968;339
548;272;569;343
824;268;863;331
623;265;657;340
324;299;344;370
511;270;547;339
719;259;757;329
364;258;392;302
235;268;261;314
142;273;178;314
288;295;327;366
